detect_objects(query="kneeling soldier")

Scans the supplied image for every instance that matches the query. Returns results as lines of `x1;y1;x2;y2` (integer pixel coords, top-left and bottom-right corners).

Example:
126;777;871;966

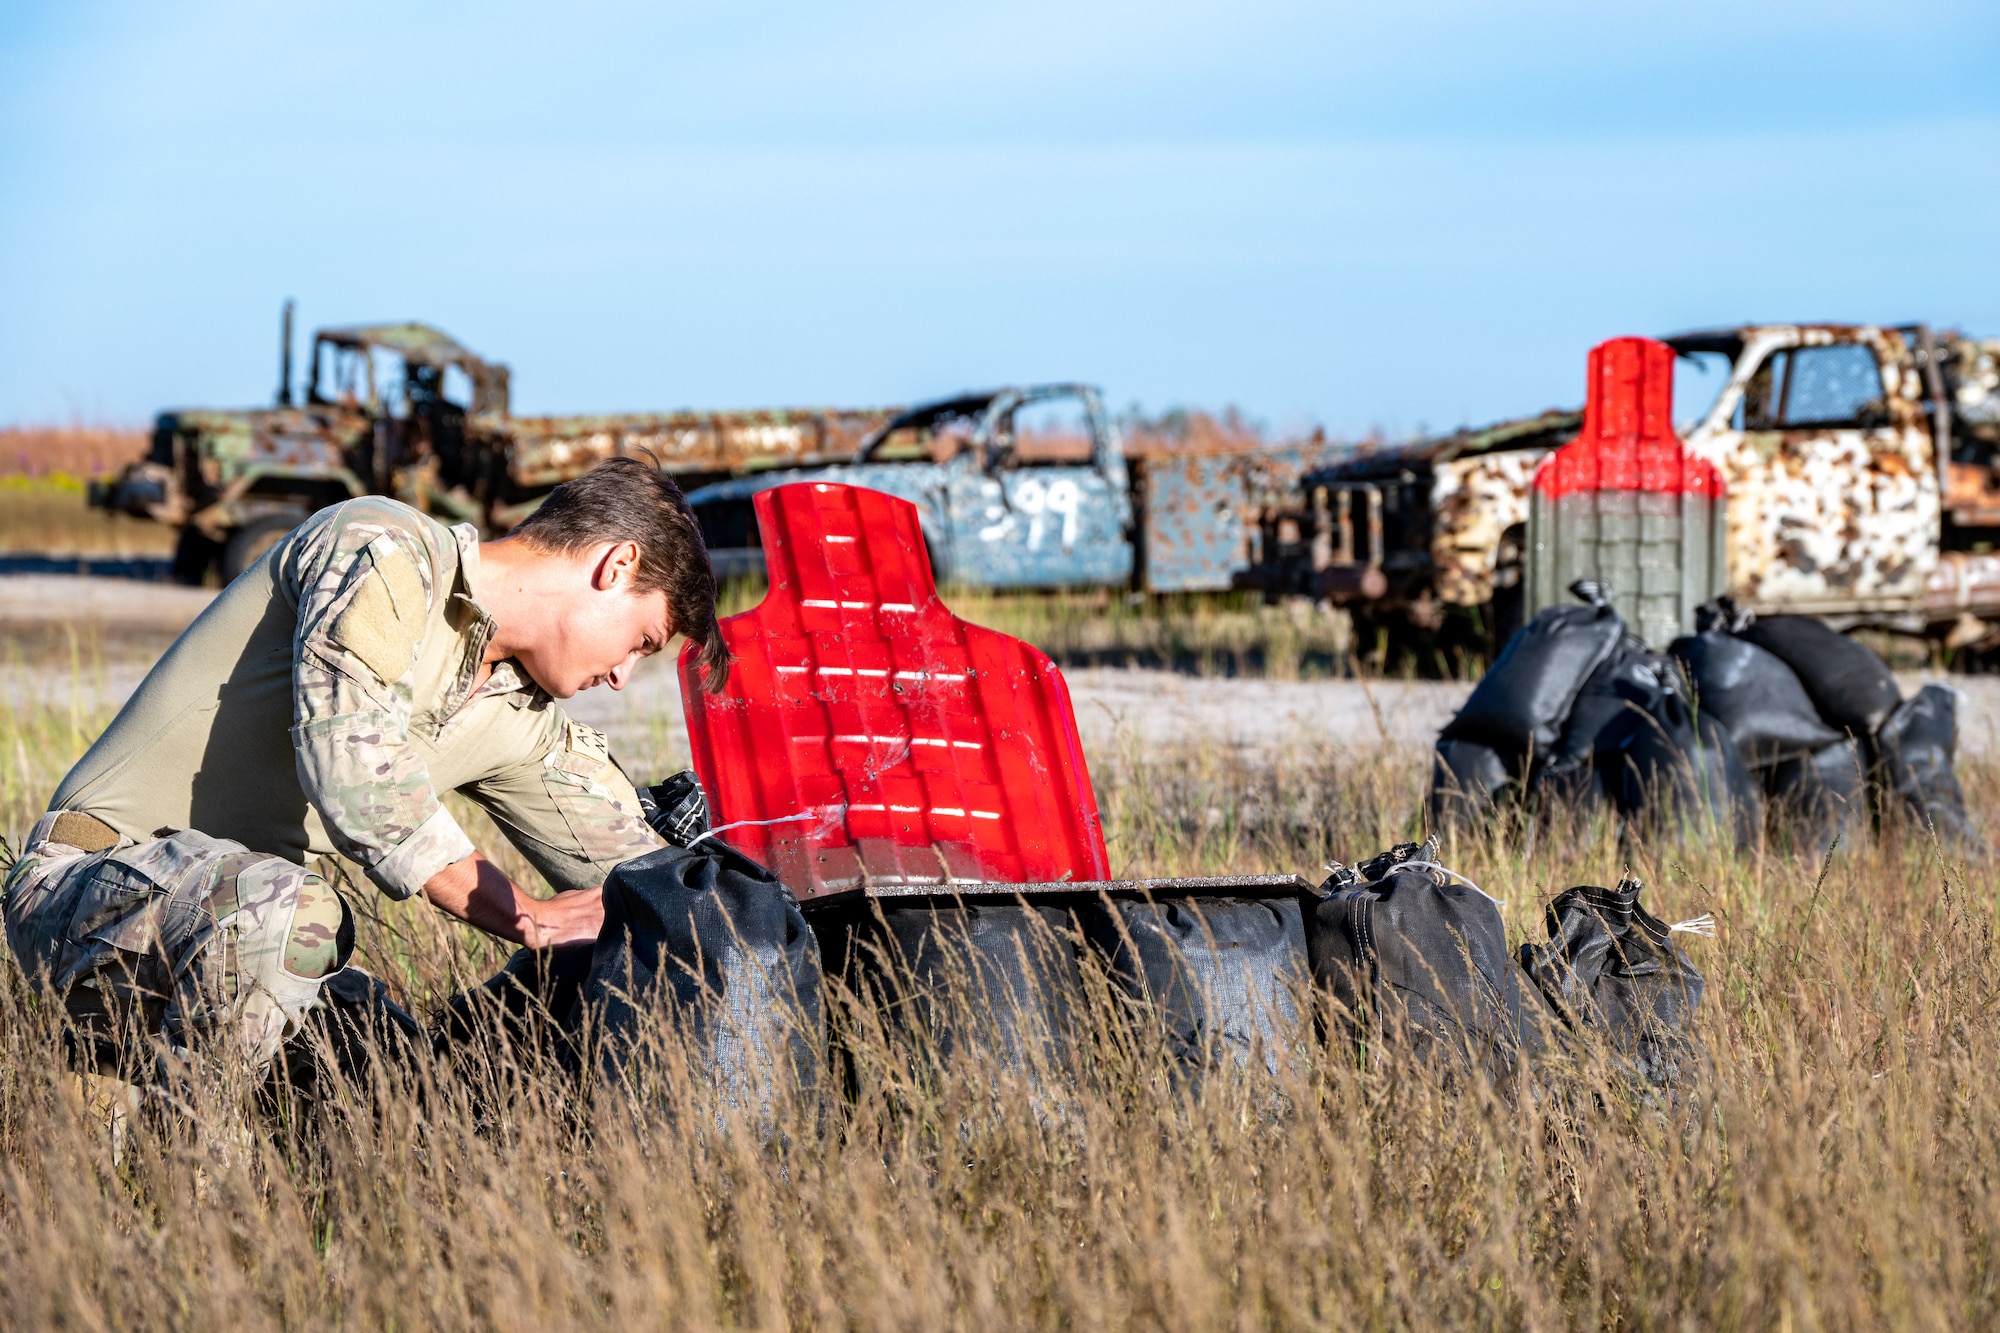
5;458;726;1073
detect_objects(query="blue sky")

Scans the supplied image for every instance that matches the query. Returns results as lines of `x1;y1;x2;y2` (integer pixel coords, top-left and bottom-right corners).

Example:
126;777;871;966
2;1;1996;438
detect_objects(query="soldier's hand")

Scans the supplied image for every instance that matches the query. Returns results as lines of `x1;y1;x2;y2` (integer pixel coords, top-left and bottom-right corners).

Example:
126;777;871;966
519;885;605;949
422;852;606;949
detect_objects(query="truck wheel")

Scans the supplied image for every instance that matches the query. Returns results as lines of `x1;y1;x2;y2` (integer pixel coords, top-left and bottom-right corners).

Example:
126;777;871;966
170;527;221;586
222;509;308;583
1487;523;1527;651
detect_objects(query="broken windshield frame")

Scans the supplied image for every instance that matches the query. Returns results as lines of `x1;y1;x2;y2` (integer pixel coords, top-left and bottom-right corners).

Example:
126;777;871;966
1672;349;1735;436
308;338;377;409
993;389;1100;468
859;395;995;463
306;339;473;419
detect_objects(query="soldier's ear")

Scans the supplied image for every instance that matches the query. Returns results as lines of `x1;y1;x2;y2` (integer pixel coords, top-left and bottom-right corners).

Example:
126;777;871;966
592;540;643;592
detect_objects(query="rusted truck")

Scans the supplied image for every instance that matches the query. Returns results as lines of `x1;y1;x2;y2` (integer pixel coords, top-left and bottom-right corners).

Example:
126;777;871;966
92;305;896;582
1241;322;2000;651
686;383;1347;590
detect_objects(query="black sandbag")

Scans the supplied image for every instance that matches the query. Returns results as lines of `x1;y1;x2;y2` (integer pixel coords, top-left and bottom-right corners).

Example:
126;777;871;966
636;770;712;848
440;941;596;1062
1599;658;1763;850
1305;842;1538;1067
1078;896;1307;1075
1525;634;1653;819
1735;615;1901;735
1442;583;1626;759
1427;736;1515;832
1669;630;1845;767
1765;737;1865;860
1693;594;1754;635
1518;877;1704;1087
281;965;430;1095
445;766;712;1065
1526;756;1610;819
1874;684;1979;851
585;842;824;1110
1546;633;1650;771
819;901;1084;1074
1528;632;1656;816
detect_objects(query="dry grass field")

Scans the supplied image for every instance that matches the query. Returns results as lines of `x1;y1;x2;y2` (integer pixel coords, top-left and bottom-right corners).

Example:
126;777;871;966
0;427;168;555
733;578;1364;681
1;633;1996;1329
945;586;1362;679
0;476;179;556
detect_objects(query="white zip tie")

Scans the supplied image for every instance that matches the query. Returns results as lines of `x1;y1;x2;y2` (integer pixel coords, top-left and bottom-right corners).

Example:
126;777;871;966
1669;914;1716;938
1397;860;1506;909
684;811;819;849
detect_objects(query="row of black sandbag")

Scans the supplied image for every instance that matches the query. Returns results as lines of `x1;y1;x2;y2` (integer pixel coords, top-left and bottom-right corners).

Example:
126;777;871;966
1431;581;1759;846
417;773;1313;1102
1675;598;1974;851
1430;583;1977;855
436;810;1315;1098
814;837;1705;1091
298;837;1706;1105
448;776;1700;1102
1311;839;1704;1086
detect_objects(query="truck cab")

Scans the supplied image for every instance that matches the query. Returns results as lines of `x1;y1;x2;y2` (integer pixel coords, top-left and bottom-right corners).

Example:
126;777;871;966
688;384;1134;588
1672;324;1943;617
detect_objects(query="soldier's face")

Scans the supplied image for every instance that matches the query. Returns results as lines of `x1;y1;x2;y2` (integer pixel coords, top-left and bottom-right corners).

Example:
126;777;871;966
525;584;673;698
517;542;675;698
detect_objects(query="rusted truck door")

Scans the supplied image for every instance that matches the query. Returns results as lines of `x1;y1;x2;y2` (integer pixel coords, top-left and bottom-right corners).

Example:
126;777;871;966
1683;326;1939;616
1526;337;1726;646
939;386;1133;588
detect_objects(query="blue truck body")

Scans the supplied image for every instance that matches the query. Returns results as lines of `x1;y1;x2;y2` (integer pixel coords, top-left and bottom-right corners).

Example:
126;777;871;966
688;383;1348;593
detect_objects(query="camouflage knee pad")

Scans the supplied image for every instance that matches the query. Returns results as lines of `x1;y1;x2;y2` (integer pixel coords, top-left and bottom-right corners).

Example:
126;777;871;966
204;853;354;1065
2;827;353;1071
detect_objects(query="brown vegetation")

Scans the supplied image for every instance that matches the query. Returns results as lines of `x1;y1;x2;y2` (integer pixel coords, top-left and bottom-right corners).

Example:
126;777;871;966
0;477;178;555
0;425;148;480
0;650;1996;1327
1122;407;1277;456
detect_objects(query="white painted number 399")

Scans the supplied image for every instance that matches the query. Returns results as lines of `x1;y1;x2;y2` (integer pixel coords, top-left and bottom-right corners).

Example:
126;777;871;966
983;476;1080;549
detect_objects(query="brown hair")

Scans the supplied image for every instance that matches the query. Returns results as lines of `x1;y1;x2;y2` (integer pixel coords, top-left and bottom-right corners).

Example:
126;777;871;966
507;457;730;692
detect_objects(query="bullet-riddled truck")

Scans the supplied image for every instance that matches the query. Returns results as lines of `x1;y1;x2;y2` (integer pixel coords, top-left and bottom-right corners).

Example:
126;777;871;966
684;383;1347;591
93;305;897;583
1239;322;2000;652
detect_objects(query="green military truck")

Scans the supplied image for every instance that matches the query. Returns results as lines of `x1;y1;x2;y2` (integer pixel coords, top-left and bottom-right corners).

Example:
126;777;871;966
93;304;896;583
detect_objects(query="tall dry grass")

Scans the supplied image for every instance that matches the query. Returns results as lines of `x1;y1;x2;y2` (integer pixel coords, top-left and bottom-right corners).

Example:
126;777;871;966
0;476;180;555
1;647;1997;1328
0;425;148;480
950;587;1362;680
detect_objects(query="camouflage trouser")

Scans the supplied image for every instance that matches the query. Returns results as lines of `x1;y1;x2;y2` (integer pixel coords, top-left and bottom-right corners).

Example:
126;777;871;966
2;812;353;1073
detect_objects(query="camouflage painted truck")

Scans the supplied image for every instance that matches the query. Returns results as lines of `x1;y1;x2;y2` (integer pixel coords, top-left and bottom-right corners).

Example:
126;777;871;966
92;306;896;582
1239;322;2000;652
686;382;1347;590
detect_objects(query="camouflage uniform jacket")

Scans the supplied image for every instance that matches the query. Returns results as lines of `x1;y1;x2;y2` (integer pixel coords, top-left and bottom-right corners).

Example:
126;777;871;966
50;497;663;899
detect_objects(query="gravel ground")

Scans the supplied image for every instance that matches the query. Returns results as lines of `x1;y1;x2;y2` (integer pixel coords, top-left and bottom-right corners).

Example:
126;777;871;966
10;573;2000;762
560;665;1477;766
0;573;216;632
